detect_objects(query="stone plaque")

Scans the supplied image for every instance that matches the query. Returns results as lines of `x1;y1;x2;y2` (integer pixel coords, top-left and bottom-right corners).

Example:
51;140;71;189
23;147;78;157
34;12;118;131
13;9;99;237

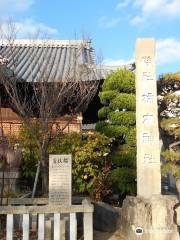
135;38;161;198
49;154;72;205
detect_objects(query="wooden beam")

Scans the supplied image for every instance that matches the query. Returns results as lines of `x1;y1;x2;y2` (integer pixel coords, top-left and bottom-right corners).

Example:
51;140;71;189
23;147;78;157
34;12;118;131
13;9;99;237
0;204;94;214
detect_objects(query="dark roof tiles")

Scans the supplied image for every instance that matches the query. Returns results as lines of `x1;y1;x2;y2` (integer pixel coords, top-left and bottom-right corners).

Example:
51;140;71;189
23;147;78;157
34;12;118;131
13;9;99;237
0;39;135;82
0;40;95;82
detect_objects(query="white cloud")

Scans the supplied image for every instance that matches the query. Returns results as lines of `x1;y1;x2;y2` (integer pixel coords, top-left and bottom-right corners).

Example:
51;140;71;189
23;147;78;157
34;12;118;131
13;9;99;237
102;38;180;67
116;0;131;9
131;0;180;25
130;16;144;25
0;1;58;39
99;16;121;28
0;0;34;13
0;19;58;38
103;58;134;66
134;0;180;16
156;38;180;65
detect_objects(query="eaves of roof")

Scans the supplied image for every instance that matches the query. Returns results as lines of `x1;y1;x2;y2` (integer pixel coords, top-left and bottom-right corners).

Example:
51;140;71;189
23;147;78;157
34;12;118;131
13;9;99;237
0;39;135;82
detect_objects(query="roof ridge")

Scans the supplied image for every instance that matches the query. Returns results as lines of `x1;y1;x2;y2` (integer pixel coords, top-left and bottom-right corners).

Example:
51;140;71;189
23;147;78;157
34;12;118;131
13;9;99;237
0;39;91;47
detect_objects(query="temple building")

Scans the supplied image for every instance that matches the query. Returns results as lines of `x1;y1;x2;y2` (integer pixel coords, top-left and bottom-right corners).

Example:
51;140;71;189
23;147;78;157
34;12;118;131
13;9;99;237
0;39;135;136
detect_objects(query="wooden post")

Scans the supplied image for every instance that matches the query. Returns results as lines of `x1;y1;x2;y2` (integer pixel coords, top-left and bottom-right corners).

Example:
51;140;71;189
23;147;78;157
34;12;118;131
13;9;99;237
83;199;93;240
23;214;29;240
70;213;77;240
84;212;93;240
54;213;61;240
38;214;45;240
6;214;13;240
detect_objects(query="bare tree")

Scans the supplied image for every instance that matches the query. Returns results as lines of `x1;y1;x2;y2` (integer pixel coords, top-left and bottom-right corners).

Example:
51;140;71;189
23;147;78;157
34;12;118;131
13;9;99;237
0;21;100;194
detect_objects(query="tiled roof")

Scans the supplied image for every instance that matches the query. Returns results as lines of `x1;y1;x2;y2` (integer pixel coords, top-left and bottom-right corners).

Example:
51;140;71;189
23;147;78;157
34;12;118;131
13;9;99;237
0;39;96;82
0;39;135;82
95;63;135;79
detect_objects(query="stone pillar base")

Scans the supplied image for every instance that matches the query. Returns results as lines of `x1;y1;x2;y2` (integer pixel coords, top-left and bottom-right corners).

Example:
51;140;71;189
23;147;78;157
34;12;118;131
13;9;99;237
120;195;179;240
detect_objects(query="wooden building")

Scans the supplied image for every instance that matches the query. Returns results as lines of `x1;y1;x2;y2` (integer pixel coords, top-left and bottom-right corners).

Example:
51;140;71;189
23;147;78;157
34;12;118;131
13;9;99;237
0;39;135;136
0;108;82;137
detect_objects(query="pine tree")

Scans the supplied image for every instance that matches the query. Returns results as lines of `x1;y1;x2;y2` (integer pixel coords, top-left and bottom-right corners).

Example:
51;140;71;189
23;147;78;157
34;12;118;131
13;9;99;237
158;72;180;195
96;69;136;196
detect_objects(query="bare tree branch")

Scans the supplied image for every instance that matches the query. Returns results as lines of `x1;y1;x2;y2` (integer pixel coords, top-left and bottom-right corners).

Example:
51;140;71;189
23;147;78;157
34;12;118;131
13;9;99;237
0;21;100;194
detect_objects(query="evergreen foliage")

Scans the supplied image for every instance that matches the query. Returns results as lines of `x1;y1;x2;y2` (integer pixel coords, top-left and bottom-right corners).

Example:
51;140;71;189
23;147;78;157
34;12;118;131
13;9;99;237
96;122;128;138
102;69;135;92
98;106;111;119
162;72;180;84
96;68;136;195
109;93;135;111
159;72;180;182
14;127;112;200
125;128;136;147
108;167;136;195
160;118;180;136
108;144;136;168
99;90;118;105
108;112;135;126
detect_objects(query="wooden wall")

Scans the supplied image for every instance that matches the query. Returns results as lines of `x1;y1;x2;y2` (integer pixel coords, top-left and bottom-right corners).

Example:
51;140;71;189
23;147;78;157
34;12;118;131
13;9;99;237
0;108;82;137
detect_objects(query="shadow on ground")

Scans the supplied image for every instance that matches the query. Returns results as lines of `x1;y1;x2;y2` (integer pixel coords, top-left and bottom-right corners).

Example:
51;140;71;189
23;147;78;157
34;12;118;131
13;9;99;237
94;230;125;240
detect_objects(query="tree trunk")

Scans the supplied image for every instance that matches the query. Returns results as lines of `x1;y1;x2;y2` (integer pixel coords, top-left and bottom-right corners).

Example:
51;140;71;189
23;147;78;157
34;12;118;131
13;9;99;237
40;148;49;195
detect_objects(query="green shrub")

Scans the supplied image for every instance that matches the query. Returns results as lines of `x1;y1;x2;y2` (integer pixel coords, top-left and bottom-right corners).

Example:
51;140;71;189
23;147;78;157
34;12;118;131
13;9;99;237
109;93;135;111
99;90;118;106
108;111;135;126
161;150;180;179
96;69;136;197
98;106;111;119
49;132;112;200
95;122;128;138
48;132;83;154
108;144;136;168
103;69;135;93
162;161;180;179
14;125;112;200
162;149;180;162
125;128;136;147
72;132;111;199
160;118;180;136
16;124;40;179
108;167;136;195
159;72;180;182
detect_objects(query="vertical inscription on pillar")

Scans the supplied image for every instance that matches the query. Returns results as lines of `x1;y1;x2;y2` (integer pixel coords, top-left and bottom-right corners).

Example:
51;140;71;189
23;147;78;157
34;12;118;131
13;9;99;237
49;154;72;205
136;38;161;198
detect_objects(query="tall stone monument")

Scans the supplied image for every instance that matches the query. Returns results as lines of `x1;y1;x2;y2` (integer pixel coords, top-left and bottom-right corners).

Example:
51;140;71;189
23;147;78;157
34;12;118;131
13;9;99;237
136;38;161;198
120;38;179;240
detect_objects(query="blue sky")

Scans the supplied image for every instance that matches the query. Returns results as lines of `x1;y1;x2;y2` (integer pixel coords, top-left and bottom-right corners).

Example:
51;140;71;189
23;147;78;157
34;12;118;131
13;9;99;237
0;0;180;76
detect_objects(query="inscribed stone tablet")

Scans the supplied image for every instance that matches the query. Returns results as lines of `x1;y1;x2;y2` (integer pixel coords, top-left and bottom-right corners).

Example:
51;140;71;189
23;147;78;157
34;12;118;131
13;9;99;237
135;38;161;198
49;154;72;205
